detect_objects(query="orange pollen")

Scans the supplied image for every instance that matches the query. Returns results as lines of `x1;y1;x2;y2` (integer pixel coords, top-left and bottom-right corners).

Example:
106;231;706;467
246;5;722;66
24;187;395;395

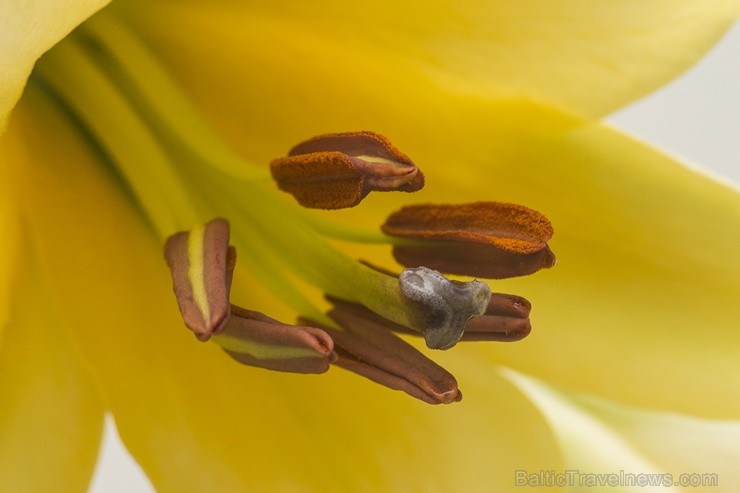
382;201;553;254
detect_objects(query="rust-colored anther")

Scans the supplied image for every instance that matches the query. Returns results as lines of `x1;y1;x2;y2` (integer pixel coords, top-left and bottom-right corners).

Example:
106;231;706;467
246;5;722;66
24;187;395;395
270;131;424;209
303;299;462;405
462;293;532;342
382;202;555;279
164;218;234;341
164;219;336;374
221;306;336;375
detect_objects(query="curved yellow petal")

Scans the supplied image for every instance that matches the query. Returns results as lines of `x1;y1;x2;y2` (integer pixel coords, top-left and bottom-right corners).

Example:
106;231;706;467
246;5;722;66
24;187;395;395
0;130;21;343
449;123;739;420
112;0;739;150
0;249;104;491
13;80;564;492
505;369;740;493
0;0;110;130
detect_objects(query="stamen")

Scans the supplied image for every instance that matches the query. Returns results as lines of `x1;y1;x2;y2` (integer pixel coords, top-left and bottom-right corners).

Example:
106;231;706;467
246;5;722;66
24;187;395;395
303;300;462;404
216;306;336;375
382;202;555;278
394;242;556;279
165;219;335;374
270;131;424;209
462;293;532;342
164;218;233;341
399;267;491;350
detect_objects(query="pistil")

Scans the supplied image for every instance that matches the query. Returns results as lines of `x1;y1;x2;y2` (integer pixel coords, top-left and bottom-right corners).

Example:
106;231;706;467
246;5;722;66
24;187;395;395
399;267;491;349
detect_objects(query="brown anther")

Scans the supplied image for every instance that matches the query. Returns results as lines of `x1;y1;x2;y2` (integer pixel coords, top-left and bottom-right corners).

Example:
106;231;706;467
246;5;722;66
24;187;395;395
393;243;556;279
382;202;555;278
220;306;336;374
164;219;337;374
303;299;462;404
462;293;532;342
270;131;424;209
164;218;234;341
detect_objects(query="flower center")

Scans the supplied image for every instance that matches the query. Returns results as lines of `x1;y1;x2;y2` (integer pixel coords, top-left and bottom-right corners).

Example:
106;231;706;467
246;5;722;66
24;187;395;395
31;10;554;404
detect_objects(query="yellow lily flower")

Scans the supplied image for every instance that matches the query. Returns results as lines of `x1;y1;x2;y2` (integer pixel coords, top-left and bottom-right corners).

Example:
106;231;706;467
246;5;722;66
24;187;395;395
2;1;739;492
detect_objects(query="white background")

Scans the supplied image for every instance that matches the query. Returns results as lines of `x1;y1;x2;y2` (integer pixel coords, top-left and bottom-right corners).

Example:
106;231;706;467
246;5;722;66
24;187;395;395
88;24;739;493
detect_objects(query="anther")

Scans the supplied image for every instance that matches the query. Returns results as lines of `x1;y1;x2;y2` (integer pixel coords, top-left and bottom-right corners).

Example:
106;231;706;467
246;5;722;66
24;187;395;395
164;218;233;341
270;131;424;209
218;306;336;374
383;202;555;278
164;218;336;374
304;298;462;404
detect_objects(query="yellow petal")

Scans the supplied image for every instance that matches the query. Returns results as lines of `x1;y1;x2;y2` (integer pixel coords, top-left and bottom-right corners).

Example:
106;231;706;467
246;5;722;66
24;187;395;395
112;0;739;155
12;80;564;492
0;129;21;342
411;121;738;419
505;369;740;493
0;249;104;490
0;0;110;130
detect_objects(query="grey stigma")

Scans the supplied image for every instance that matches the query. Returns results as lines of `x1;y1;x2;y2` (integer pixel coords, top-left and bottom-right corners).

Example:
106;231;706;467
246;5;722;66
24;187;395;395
399;267;492;350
